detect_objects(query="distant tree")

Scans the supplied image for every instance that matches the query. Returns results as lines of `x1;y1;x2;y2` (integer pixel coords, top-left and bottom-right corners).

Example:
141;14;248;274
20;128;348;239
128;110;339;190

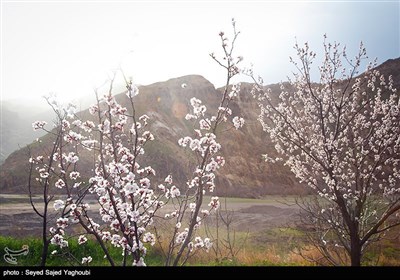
251;37;400;266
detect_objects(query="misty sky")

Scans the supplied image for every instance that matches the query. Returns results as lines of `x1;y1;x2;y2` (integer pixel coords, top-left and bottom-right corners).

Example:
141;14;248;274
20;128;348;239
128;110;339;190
1;0;399;104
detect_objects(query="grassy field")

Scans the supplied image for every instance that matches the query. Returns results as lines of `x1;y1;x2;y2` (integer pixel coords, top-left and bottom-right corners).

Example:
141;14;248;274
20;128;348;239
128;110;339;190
1;233;398;266
0;235;310;266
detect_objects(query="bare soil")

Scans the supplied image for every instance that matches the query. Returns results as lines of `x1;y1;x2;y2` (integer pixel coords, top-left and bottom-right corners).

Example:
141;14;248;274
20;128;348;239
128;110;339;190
0;194;300;238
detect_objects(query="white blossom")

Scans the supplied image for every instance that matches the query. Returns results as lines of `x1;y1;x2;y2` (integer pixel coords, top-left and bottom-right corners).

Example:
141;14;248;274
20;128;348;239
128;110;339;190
32;121;47;131
232;116;245;129
53;200;65;211
81;256;92;264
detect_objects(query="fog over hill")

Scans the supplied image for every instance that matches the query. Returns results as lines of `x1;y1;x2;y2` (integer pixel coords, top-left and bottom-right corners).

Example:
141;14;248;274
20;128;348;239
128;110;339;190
0;57;398;197
0;100;52;164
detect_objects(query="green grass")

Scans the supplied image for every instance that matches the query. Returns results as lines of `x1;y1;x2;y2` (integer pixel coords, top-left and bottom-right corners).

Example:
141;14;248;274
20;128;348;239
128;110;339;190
1;233;398;266
0;236;163;266
270;227;305;238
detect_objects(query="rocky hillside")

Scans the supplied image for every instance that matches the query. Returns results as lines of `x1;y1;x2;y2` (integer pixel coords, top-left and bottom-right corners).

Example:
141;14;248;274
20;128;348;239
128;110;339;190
1;57;399;197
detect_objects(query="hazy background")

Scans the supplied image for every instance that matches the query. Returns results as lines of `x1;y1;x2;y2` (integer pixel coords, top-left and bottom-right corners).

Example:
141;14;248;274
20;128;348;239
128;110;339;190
2;0;399;105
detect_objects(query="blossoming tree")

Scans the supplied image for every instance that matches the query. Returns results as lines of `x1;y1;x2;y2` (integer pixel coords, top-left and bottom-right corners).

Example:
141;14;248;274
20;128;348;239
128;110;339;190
161;20;244;266
251;37;400;266
28;19;245;266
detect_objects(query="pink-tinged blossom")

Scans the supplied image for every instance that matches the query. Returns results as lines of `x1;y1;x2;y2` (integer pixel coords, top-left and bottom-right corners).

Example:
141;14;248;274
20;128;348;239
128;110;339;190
126;85;139;98
61;120;70;131
215;156;225;167
208;196;220;210
204;238;212;252
129;210;140;223
101;231;112;241
178;136;192;147
205;158;218;172
64;131;83;143
78;235;88;245
142;232;156;246
72;119;82;127
199;119;211;130
124;182;138;195
55;179;65;189
99;119;111;134
36;156;44;162
69;171;80;180
218;106;232;116
89;105;98;115
51;234;68;248
113;121;124;131
133;257;146;267
52;153;61;161
140;178;150;188
144;166;156;176
175;229;188;244
194;236;204;249
56;217;69;229
189;139;201;151
81;203;90;211
164;175;173;184
229;83;241;98
81;120;95;132
232;116;245;129
190;97;202;108
81;140;97;150
157;184;166;192
170;186;181;198
32;121;47;131
110;219;120;231
187;177;199;189
142;131;155;141
139;114;150;125
39;168;49;178
124;172;135;182
66;103;77;118
194;105;207;117
185;114;196;120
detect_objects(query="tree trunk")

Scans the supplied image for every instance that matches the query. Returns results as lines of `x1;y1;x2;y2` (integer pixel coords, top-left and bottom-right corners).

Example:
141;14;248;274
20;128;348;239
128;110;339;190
350;236;361;266
40;201;49;266
40;239;49;266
